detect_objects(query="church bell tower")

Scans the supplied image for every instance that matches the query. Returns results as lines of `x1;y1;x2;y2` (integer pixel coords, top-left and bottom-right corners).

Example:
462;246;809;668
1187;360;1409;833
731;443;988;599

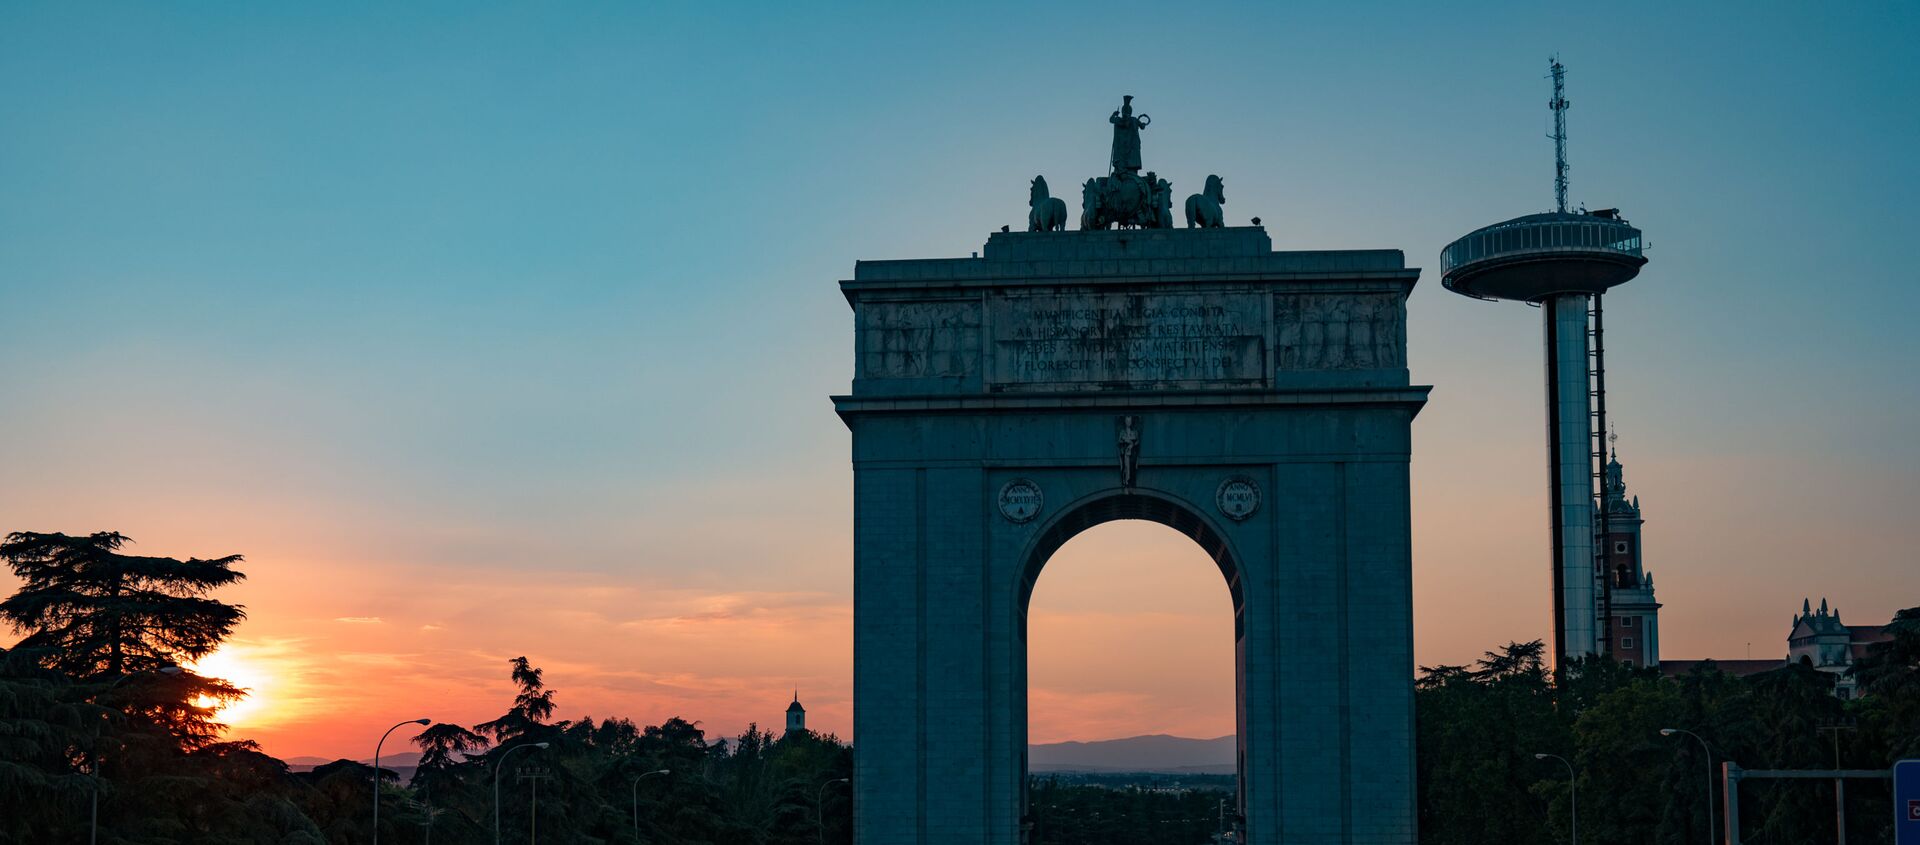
1598;447;1660;665
786;691;807;735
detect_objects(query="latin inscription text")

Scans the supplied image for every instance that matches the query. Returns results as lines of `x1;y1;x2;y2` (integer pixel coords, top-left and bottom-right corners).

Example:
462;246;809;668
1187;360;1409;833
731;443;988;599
990;294;1264;389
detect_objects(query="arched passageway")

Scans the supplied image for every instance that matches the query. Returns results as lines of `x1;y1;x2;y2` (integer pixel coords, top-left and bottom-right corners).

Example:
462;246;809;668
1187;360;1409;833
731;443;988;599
1026;518;1239;837
1018;493;1248;834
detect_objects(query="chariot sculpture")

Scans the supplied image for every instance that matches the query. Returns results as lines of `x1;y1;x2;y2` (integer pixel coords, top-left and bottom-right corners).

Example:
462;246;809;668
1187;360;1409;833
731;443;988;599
1024;96;1237;231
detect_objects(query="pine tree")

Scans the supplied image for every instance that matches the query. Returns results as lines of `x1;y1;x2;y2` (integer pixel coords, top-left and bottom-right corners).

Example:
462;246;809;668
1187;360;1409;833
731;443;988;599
414;722;491;776
1;532;258;839
0;646;106;841
0;531;245;678
473;656;558;743
0;531;248;747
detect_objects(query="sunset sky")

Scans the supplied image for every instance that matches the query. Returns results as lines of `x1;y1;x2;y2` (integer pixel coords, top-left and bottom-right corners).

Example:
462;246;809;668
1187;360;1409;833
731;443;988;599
2;3;1916;761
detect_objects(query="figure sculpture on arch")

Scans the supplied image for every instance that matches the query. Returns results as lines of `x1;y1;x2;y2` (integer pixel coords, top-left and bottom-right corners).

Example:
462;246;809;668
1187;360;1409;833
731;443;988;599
1080;96;1167;230
1109;95;1149;175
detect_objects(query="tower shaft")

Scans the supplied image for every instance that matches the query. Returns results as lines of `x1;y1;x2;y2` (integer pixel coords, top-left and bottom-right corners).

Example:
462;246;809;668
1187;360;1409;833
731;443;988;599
1544;293;1598;662
1590;294;1613;658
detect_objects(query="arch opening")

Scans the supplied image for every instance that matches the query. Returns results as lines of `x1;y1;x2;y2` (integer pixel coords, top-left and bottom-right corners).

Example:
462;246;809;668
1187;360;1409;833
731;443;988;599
1018;492;1247;840
1018;491;1246;640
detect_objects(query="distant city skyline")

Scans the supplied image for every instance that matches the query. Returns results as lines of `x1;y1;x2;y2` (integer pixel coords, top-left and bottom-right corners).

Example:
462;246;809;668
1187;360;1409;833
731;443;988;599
2;3;1915;759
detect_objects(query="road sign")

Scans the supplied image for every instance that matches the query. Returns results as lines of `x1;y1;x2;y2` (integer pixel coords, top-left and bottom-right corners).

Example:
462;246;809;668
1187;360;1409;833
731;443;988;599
1897;760;1920;845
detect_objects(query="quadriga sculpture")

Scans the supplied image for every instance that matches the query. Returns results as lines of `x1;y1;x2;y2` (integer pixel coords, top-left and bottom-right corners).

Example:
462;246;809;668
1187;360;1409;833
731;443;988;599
1027;176;1068;232
1185;174;1226;228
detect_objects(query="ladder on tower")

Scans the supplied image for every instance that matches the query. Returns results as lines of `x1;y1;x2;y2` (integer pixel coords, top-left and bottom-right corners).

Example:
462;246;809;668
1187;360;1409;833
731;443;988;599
1587;295;1613;659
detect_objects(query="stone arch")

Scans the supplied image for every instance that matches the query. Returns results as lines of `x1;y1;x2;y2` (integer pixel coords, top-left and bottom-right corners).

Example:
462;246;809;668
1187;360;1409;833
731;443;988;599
836;226;1425;844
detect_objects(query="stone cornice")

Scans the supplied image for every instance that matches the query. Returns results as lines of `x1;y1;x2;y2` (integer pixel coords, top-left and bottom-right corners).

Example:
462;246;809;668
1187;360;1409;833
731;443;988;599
833;386;1431;420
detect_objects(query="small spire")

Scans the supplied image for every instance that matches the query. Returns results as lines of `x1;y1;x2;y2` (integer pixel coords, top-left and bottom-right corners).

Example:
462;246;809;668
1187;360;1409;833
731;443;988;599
1820;597;1829;615
1803;597;1812;614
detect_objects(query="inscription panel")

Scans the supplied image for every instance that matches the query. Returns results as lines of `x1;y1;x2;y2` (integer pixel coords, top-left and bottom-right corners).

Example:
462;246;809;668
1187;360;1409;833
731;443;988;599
989;292;1266;390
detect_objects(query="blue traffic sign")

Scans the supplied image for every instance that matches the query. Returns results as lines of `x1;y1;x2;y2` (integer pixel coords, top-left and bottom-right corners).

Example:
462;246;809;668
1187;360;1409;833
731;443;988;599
1897;759;1920;845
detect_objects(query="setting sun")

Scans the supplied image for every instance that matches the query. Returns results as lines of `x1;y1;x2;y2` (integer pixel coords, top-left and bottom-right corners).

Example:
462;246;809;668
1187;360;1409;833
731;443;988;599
189;648;271;728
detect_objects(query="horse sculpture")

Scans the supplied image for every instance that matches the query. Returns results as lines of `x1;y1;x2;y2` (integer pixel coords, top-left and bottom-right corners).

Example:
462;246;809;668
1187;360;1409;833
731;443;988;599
1184;174;1226;228
1028;176;1068;232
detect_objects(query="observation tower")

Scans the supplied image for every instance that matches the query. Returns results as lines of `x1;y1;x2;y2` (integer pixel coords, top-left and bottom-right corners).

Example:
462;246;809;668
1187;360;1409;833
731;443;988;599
1441;60;1648;665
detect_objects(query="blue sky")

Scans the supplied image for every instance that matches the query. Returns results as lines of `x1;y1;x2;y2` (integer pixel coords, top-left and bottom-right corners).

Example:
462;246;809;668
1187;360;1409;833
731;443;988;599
2;2;1915;755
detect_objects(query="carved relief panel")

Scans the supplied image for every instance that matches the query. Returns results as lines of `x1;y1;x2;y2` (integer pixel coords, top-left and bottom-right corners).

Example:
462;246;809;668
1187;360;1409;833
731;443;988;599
860;301;982;380
1274;293;1404;371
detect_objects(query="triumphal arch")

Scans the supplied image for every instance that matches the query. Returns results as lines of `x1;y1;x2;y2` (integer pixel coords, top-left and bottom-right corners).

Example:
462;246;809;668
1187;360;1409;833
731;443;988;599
834;98;1427;845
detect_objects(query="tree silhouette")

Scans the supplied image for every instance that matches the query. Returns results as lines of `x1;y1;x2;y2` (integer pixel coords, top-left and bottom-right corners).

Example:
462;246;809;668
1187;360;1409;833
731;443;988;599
473;656;557;743
415;722;491;776
0;646;106;841
1;532;244;677
1;531;246;746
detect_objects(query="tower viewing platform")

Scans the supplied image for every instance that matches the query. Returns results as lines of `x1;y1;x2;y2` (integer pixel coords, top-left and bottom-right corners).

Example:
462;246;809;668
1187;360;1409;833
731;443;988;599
1441;211;1646;301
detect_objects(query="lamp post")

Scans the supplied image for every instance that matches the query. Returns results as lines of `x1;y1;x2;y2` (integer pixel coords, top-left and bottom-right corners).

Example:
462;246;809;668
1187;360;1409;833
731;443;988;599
1816;720;1856;845
817;777;849;845
90;664;182;845
630;768;670;843
1534;753;1576;845
493;742;549;845
1661;728;1715;845
372;718;430;845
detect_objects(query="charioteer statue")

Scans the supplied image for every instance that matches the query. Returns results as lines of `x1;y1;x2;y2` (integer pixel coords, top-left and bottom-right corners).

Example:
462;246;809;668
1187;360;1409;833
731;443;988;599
1109;95;1148;175
1079;96;1166;230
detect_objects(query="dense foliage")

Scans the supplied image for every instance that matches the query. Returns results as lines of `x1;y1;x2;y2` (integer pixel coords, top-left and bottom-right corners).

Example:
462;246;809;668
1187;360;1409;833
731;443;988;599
2;529;1916;843
1028;776;1233;844
1415;629;1919;845
378;656;855;844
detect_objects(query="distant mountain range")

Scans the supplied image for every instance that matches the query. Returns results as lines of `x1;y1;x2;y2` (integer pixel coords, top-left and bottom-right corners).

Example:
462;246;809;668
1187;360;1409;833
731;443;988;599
1028;734;1235;774
285;751;421;779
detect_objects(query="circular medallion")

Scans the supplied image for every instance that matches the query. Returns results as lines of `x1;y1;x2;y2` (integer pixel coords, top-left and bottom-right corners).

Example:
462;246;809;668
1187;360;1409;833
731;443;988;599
1215;476;1261;521
998;479;1044;524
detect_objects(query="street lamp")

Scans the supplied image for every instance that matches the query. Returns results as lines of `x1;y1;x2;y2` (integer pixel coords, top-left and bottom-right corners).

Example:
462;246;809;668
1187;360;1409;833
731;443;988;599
1534;753;1576;845
817;777;849;845
373;718;430;845
493;742;550;845
1661;728;1715;845
631;768;670;843
90;664;182;845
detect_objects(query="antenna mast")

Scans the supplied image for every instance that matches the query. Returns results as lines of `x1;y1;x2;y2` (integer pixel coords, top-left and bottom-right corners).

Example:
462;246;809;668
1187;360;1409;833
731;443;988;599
1550;58;1570;213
